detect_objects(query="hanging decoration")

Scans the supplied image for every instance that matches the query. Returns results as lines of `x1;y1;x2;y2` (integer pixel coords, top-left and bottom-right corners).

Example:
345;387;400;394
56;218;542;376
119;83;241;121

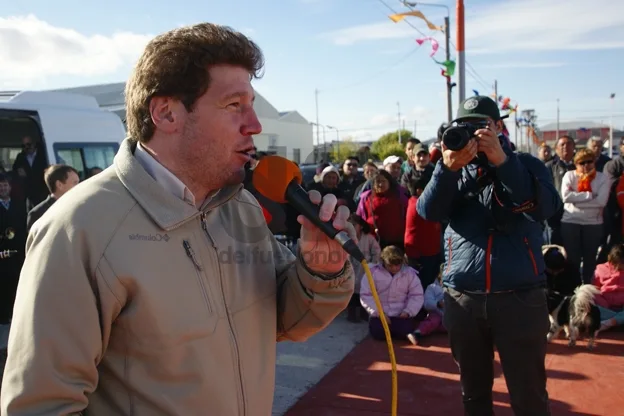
415;37;439;57
434;59;456;77
387;10;459;91
388;10;443;31
495;95;519;117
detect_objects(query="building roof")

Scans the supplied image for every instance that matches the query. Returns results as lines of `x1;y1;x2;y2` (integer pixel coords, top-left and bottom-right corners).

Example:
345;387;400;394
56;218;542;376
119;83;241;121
278;110;309;125
43;82;307;123
540;120;610;131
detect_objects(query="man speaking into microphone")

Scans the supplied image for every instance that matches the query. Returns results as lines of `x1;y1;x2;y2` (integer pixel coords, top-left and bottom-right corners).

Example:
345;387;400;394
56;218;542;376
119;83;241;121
1;23;354;416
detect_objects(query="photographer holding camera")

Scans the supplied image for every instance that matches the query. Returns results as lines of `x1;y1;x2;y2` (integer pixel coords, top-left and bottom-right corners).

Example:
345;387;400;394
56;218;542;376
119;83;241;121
418;96;562;416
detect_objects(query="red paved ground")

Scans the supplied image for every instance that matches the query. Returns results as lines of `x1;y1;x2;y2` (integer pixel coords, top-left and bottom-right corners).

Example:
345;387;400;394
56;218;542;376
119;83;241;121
286;329;624;415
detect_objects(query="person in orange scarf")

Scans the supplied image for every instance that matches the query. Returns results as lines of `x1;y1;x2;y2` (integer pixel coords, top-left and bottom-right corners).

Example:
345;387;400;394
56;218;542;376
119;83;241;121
560;148;611;283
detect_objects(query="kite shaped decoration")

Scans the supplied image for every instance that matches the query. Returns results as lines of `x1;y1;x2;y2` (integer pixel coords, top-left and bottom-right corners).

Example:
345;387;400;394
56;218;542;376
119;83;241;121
415;37;439;57
389;10;443;31
434;59;455;77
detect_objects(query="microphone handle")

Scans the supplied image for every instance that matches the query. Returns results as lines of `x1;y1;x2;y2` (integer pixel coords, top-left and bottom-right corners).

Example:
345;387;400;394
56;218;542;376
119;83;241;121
285;180;365;263
286;180;339;239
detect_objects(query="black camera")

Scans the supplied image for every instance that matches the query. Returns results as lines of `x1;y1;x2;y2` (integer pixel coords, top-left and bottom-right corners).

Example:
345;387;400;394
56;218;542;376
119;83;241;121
441;120;489;151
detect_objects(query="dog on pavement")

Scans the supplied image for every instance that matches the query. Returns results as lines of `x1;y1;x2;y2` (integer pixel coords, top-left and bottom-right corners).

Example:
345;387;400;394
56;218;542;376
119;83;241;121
547;284;602;349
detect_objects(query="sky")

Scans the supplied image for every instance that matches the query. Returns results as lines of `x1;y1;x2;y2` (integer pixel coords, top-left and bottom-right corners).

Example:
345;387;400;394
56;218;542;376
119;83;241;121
1;0;623;147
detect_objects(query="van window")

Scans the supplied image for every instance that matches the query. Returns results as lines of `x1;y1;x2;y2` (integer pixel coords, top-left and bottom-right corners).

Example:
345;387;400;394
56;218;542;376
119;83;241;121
53;143;118;179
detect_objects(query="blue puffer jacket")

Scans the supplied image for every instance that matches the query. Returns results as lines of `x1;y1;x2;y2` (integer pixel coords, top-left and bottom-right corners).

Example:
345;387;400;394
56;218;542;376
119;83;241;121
417;147;562;293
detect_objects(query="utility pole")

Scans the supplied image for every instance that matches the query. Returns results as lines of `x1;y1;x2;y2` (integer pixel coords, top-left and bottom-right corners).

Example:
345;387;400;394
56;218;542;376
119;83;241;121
494;80;498;101
444;16;452;123
397;102;402;144
413;120;417;137
456;0;466;103
323;126;327;160
327;125;340;159
315;88;320;163
556;98;560;140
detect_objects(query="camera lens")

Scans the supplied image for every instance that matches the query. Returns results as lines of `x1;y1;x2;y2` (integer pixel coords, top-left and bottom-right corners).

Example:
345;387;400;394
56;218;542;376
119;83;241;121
442;127;471;151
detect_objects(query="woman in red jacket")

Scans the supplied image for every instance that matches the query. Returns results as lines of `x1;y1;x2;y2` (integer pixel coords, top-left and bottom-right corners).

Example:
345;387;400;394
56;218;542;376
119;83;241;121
356;170;408;249
404;176;442;288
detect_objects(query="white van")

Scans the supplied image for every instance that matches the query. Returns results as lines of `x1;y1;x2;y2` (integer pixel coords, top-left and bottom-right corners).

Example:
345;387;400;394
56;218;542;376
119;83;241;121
0;90;126;179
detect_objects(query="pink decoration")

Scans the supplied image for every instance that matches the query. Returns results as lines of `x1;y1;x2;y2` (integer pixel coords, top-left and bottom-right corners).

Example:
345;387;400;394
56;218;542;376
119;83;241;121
416;37;439;57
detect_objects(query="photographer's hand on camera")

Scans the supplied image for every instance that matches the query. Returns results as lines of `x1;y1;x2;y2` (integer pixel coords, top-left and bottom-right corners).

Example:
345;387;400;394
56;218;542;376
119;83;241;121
475;127;507;167
441;138;478;172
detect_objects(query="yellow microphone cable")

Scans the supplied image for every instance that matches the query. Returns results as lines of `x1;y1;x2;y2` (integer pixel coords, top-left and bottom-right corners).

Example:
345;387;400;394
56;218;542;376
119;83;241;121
360;259;398;416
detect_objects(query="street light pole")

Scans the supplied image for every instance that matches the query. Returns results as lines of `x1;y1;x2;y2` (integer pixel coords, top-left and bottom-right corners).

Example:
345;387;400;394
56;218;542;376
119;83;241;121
610;94;615;158
327;125;340;160
315;88;320;151
310;122;326;163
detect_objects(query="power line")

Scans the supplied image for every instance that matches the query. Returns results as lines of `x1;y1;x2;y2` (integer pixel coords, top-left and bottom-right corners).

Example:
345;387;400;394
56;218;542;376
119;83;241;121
318;46;420;93
322;120;443;134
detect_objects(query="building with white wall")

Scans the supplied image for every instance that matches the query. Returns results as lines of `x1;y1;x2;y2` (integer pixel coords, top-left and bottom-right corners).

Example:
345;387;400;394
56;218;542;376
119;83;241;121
48;83;314;163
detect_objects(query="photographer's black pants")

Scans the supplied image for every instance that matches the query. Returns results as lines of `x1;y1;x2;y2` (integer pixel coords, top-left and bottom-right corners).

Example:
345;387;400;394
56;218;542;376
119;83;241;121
444;287;551;416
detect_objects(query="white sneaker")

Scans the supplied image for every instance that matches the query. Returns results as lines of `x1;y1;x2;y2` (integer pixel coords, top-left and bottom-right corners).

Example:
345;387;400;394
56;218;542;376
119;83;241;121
407;331;421;345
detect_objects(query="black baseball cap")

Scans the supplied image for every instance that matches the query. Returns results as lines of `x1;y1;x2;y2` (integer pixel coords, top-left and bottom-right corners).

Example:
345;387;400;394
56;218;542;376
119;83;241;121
452;95;509;124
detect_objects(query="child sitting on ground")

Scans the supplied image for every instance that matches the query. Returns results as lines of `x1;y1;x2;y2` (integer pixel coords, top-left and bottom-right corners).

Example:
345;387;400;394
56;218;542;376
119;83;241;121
407;264;446;345
347;213;381;322
360;245;424;341
593;243;624;331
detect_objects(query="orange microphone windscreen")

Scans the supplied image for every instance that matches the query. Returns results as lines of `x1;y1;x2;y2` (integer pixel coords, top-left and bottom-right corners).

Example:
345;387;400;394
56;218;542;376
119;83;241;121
252;155;303;203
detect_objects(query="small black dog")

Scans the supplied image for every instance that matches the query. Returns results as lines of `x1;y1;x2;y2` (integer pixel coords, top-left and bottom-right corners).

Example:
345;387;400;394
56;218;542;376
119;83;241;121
547;284;602;349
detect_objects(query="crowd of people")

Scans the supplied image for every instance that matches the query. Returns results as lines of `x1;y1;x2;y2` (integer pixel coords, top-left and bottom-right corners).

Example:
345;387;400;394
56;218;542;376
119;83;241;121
268;126;624;336
245;95;624;415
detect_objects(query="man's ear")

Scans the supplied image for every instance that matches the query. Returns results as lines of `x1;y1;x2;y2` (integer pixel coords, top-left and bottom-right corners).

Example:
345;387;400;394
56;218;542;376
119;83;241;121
494;120;504;134
149;97;184;133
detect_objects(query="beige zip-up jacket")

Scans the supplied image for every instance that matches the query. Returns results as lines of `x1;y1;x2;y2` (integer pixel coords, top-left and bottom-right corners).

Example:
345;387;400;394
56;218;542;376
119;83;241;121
1;139;354;416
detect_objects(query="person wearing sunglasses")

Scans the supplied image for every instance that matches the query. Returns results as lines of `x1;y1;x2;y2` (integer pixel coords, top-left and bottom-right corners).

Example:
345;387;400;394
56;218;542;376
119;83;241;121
560;148;611;284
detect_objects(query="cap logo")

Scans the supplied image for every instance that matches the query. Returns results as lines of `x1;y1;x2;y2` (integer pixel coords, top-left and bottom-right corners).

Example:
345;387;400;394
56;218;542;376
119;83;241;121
464;98;479;110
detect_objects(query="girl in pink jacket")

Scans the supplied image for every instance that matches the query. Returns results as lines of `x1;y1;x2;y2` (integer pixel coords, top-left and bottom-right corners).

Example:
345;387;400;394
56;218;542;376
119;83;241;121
360;245;424;341
593;243;624;331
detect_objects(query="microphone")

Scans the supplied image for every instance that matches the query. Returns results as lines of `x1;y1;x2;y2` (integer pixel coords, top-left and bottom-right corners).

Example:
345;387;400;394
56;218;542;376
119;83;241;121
252;155;365;263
